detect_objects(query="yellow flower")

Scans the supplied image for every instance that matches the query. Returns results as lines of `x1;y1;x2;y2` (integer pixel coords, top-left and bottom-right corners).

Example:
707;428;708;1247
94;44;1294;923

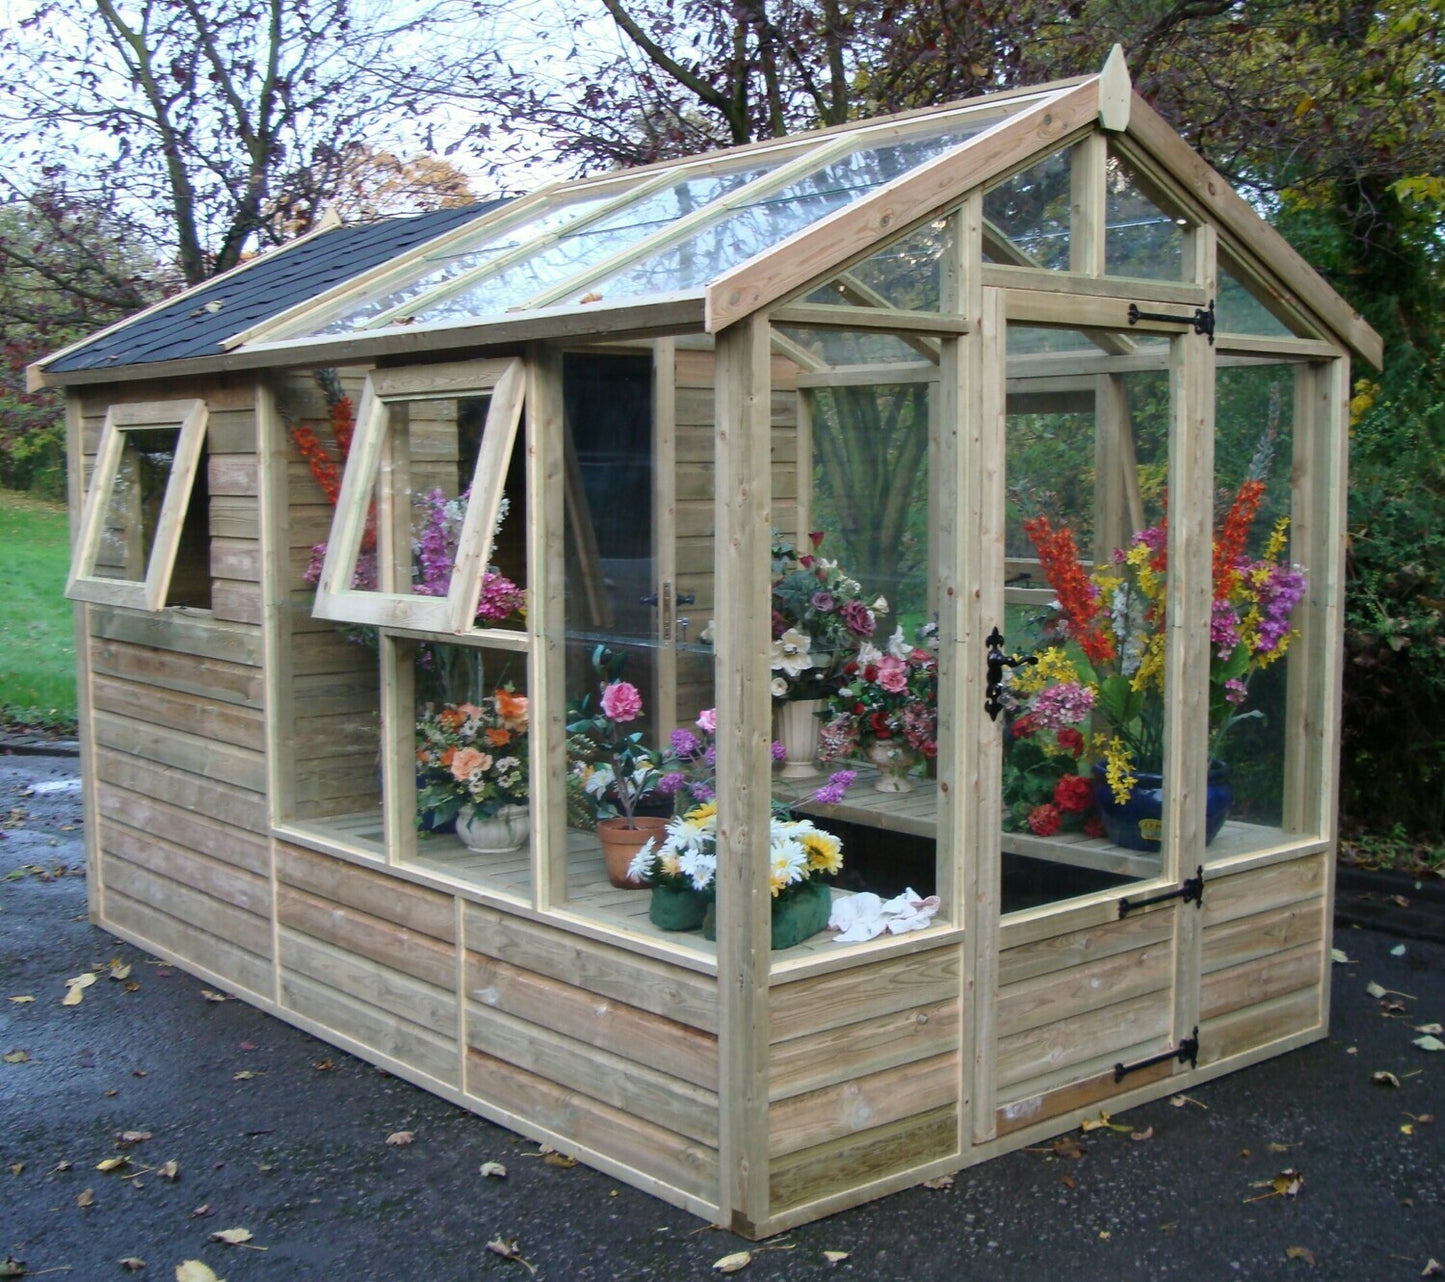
1263;516;1291;563
1101;736;1137;804
1014;646;1084;697
687;801;718;823
800;829;842;875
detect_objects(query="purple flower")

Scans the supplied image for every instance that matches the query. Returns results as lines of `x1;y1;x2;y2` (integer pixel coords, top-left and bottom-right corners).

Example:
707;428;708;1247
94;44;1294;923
813;769;857;805
840;599;876;637
670;728;702;758
1253;563;1307;653
770;740;786;762
657;771;687;794
1029;681;1094;730
689;781;715;802
703;744;717;767
810;590;836;613
1224;678;1248;706
1210;597;1241;658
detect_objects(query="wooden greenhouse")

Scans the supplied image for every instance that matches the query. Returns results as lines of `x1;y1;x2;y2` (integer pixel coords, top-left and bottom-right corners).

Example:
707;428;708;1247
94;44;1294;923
34;49;1382;1235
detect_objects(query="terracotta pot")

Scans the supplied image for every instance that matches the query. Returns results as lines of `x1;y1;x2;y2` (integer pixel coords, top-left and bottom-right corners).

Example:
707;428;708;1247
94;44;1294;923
596;815;670;888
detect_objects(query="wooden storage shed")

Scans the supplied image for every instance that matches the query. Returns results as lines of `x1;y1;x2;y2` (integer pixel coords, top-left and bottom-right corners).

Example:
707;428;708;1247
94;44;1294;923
34;50;1382;1235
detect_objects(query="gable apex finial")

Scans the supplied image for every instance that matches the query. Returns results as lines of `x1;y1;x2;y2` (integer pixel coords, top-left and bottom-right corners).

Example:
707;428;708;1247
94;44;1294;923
1100;44;1131;131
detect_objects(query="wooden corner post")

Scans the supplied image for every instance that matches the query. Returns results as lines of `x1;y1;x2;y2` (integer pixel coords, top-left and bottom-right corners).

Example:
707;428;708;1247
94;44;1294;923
713;314;775;1234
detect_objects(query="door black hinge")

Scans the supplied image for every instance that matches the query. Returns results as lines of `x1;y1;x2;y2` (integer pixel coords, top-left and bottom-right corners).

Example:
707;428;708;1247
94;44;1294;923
1118;866;1205;918
1127;299;1215;344
1115;1027;1200;1083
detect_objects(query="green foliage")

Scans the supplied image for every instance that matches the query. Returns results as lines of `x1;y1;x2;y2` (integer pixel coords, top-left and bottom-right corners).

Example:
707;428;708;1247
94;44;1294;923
0;489;75;730
1340;351;1445;839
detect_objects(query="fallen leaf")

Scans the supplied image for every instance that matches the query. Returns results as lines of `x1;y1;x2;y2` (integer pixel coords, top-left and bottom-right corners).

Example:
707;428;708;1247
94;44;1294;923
62;973;96;1006
174;1263;223;1282
96;1156;129;1173
109;962;132;981
1401;1123;1414;1136
385;1131;414;1147
3;1050;29;1064
921;1174;954;1190
1131;1127;1154;1142
76;1187;95;1207
1170;1094;1207;1109
48;1161;71;1174
1405;1112;1435;1124
1415;1023;1444;1036
1413;1035;1445;1052
119;1258;145;1272
190;1203;213;1218
1285;1244;1316;1264
1366;981;1387;998
0;1257;24;1279
1052;1136;1085;1159
713;1252;752;1273
118;1131;152;1146
1331;948;1354;964
822;1250;850;1263
311;1059;335;1072
232;1071;260;1081
479;1161;507;1178
1060;1174;1076;1189
1372;1071;1401;1088
1346;1045;1359;1055
200;990;228;1003
1390;944;1406;956
1080;1112;1112;1133
1247;1168;1305;1201
1098;1230;1111;1240
209;1228;252;1246
1424;1262;1443;1278
7;996;34;1004
1267;1142;1291;1154
579;291;603;304
487;1237;536;1275
8;1164;21;1176
543;1152;578;1169
157;1161;179;1181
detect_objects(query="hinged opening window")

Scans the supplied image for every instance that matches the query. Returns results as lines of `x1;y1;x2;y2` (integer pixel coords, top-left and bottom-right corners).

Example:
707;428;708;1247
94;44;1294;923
66;398;210;611
313;357;526;633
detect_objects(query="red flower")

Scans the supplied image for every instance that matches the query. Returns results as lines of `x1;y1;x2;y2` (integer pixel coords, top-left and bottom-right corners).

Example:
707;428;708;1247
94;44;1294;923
1213;478;1265;600
1012;714;1038;739
1083;814;1106;839
1053;774;1093;814
1024;516;1116;667
868;710;893;737
1028;804;1062;837
1056;727;1084;758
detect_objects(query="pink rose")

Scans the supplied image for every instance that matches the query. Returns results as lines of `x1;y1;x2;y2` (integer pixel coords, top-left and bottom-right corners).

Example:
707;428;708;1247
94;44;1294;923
697;708;717;733
876;655;908;693
600;681;642;722
450;746;492;782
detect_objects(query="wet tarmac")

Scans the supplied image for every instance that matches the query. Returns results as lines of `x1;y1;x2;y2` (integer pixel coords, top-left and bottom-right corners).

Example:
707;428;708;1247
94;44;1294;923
2;746;1442;1280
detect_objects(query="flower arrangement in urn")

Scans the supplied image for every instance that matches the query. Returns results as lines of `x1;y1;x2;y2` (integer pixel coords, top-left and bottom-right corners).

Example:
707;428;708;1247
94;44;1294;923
415;689;530;851
1016;476;1307;848
819;623;940;792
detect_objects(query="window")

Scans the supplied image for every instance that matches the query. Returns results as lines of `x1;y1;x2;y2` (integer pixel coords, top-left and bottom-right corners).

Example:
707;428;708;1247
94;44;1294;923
67;399;210;611
312;358;526;634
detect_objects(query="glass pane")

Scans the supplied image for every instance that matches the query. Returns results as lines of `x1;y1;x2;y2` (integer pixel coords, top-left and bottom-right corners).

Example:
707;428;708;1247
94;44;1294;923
1217;261;1295;337
582;120;1000;301
1105;153;1186;281
92;427;179;584
1002;327;1172;909
406;640;532;892
983;146;1073;270
1207;360;1303;860
803;219;952;312
276;369;385;851
306;189;637;334
781;351;943;907
339;392;528;627
410;162;785;323
776;325;926;367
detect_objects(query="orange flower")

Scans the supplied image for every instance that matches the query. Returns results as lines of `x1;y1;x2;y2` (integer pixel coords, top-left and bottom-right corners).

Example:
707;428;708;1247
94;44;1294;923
485;727;511;748
494;690;528;732
441;746;456;768
1024;516;1116;667
439;708;464;731
1214;479;1264;600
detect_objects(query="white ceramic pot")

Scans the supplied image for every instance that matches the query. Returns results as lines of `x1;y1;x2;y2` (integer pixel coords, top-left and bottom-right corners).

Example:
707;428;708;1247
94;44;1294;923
455;803;530;853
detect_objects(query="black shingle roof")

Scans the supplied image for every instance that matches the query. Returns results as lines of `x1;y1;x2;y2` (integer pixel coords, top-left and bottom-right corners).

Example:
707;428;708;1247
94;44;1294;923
46;201;505;374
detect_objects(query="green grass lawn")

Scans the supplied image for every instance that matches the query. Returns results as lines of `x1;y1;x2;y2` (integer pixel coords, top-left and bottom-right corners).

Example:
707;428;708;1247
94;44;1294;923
0;488;77;730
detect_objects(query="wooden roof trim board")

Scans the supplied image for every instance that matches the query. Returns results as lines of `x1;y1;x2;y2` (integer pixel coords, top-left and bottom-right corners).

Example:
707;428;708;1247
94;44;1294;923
1122;93;1383;369
704;80;1103;333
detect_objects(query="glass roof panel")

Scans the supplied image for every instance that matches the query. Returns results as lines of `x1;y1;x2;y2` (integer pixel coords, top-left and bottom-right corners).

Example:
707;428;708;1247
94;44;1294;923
405;159;788;324
1217;261;1294;336
982;145;1073;270
306;186;646;335
558;113;1015;305
1104;153;1186;281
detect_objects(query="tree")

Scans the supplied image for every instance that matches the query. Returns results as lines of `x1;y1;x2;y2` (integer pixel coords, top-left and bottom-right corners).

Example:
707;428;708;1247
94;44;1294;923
0;0;489;289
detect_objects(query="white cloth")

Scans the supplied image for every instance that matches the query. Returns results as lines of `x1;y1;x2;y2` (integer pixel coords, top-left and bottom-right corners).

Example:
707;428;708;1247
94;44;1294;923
829;887;941;942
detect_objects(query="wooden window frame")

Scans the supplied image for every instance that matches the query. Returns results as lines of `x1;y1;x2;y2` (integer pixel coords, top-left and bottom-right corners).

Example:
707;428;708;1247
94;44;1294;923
312;356;526;635
66;398;210;611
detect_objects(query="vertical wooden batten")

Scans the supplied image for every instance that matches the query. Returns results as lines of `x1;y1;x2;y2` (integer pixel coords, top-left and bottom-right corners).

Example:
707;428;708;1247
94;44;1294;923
714;314;774;1233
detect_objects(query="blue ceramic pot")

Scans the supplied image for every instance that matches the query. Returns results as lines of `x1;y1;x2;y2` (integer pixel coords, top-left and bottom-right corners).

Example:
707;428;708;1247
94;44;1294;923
1090;762;1231;852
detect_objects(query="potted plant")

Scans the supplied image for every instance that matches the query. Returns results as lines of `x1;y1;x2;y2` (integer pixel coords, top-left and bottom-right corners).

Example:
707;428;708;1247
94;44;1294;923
415;689;530;852
819;623;940;792
1020;476;1307;850
769;533;887;777
626;768;857;945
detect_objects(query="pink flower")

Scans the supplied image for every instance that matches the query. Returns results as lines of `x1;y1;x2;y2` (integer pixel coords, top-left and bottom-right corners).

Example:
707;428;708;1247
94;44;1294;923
697;708;717;733
450;746;492;782
599;681;642;722
875;655;908;693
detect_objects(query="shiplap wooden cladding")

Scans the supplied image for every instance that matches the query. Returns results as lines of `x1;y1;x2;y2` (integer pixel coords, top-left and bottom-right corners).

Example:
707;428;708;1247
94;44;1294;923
52;48;1375;1236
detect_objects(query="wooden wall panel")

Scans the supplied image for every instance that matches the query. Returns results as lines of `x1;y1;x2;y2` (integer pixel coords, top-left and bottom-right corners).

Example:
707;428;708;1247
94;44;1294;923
463;901;720;1203
275;843;460;1087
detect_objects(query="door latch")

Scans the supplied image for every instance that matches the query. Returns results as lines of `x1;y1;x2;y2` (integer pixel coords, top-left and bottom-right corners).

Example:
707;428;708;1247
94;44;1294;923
985;627;1037;721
